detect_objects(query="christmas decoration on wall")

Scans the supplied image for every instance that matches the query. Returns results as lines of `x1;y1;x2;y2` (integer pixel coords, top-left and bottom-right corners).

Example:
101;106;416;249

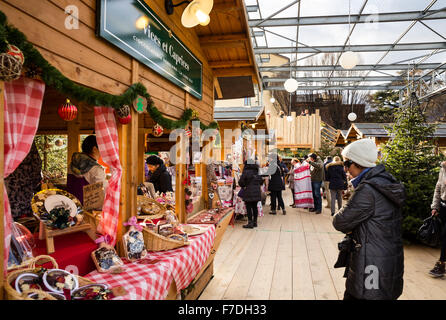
115;105;131;125
57;99;78;121
24;64;41;79
0;44;23;81
133;95;147;114
152;123;164;137
0;10;219;131
191;109;199;120
55;139;64;147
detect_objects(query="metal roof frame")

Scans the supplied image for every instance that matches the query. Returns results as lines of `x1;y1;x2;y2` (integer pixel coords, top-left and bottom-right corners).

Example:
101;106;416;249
246;0;446;92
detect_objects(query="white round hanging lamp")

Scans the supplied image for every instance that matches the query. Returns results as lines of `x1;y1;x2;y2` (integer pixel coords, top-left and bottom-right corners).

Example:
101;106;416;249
284;78;298;93
348;112;357;121
340;51;359;70
270;97;276;103
286;116;293;122
181;0;213;28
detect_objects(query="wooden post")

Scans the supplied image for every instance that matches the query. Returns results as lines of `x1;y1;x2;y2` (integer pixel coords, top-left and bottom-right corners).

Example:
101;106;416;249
138;132;145;184
0;81;4;299
175;136;186;222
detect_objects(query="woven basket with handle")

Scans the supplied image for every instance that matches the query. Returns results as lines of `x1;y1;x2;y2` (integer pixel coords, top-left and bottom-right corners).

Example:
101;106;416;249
137;196;166;220
142;218;189;251
5;255;93;300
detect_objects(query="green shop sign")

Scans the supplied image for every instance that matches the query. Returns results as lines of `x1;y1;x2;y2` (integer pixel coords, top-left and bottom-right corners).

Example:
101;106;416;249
97;0;203;100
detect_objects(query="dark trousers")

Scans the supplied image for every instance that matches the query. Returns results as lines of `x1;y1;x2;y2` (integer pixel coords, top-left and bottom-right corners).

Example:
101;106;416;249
245;201;258;223
311;181;322;212
439;203;446;261
290;187;295;204
270;190;284;211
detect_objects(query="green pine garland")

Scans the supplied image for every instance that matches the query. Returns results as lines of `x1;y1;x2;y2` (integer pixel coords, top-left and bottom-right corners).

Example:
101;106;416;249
0;10;218;130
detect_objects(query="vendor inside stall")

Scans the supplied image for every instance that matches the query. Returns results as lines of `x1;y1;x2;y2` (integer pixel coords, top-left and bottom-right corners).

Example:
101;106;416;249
66;135;107;204
146;155;173;194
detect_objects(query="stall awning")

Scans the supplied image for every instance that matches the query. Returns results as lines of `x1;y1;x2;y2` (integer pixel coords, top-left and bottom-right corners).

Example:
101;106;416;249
214;106;264;121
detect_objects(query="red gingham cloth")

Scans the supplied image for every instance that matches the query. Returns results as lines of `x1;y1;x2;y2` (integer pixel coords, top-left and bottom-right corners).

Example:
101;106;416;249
150;224;216;292
3;78;45;273
94;107;122;246
85;261;172;300
85;225;216;299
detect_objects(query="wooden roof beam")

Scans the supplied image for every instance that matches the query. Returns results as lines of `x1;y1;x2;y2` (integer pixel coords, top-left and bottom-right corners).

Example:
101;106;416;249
199;33;248;49
212;2;241;13
208;59;251;68
214;77;223;99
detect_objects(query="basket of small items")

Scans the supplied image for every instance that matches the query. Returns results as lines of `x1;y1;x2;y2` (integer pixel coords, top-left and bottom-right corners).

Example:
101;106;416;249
5;255;94;300
142;210;189;251
91;235;125;274
137;195;166;220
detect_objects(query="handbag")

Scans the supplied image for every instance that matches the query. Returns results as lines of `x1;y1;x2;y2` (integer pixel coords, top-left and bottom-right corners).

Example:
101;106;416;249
237;188;245;199
418;215;443;247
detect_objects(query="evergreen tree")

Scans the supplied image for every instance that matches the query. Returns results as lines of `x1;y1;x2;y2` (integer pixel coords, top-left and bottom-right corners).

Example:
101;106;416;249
382;92;444;240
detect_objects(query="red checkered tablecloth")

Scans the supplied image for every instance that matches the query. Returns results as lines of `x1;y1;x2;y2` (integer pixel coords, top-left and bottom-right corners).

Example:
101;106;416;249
150;224;216;293
84;261;172;300
84;225;216;299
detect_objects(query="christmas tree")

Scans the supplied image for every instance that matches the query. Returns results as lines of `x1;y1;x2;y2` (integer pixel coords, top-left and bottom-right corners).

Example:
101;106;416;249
382;92;444;240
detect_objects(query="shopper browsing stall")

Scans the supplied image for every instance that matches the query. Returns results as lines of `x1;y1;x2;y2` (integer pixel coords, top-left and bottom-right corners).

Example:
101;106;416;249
67;135;107;204
146;155;173;194
239;160;262;229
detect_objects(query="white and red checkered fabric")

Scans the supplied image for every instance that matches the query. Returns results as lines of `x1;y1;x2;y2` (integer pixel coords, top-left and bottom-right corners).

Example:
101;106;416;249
94;107;122;246
150;224;216;292
3;78;45;273
85;261;172;300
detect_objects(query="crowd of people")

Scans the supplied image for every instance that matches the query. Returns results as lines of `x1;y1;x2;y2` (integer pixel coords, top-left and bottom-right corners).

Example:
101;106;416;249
234;138;446;300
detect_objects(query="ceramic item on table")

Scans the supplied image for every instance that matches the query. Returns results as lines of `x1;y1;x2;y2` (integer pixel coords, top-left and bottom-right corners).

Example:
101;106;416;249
42;269;79;293
15;273;42;294
44;195;78;218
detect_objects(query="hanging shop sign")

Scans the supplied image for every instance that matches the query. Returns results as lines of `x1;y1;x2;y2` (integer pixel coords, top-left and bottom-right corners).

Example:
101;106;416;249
97;0;203;100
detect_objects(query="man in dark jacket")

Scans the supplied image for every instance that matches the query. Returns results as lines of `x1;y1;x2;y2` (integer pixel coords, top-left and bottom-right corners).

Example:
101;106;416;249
326;156;347;216
333;139;405;300
146;155;173;194
308;153;324;214
239;162;263;228
323;156;333;209
267;155;286;215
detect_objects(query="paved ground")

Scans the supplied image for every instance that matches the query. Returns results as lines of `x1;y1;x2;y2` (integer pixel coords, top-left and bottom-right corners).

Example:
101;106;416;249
200;189;446;300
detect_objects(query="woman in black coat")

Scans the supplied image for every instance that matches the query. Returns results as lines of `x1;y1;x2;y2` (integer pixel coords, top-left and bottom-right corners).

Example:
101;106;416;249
146;155;173;194
326;156;347;216
267;155;286;215
239;162;262;229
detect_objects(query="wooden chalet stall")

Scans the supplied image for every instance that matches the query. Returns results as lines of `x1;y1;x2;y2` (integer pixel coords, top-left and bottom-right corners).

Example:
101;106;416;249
338;123;446;153
0;0;259;300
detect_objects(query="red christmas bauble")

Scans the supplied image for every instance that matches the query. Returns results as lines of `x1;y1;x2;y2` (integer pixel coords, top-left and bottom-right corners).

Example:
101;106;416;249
7;44;25;65
58;99;77;121
152;123;163;137
118;114;132;124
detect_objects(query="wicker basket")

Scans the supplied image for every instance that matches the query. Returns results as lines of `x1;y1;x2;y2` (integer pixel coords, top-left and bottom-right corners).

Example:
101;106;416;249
137;196;166;220
142;219;189;252
5;255;93;300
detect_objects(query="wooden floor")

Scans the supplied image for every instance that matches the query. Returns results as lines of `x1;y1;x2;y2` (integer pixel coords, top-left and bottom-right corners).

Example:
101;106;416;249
200;190;446;300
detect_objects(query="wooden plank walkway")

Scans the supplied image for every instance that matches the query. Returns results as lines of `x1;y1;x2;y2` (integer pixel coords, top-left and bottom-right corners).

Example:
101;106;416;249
200;190;446;300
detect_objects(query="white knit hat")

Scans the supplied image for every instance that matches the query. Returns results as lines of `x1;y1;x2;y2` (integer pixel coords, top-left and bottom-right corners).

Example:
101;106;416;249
342;138;378;168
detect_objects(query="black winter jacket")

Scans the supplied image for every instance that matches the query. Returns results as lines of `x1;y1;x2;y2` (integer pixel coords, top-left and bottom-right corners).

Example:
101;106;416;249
333;164;405;300
149;164;173;194
326;161;347;190
239;164;262;202
268;166;285;191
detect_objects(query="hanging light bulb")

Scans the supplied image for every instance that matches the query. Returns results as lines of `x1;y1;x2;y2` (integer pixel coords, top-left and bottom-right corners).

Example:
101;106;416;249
340;51;359;70
270;97;276;103
284;78;298;93
286;115;293;122
181;0;213;28
348;112;357;121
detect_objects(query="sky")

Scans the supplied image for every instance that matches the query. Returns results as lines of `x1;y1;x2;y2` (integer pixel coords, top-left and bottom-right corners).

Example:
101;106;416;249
244;0;446;89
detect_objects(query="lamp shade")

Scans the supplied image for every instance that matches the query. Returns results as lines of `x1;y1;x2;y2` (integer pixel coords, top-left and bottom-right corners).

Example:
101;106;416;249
340;51;359;69
284;78;298;92
181;0;213;28
348;112;357;121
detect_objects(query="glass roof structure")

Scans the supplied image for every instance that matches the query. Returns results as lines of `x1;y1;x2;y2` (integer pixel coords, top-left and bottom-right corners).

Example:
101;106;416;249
244;0;446;99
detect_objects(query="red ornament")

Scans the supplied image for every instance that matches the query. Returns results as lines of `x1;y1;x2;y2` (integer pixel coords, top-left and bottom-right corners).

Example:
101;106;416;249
118;113;131;125
7;44;25;65
58;99;78;121
152;123;163;137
